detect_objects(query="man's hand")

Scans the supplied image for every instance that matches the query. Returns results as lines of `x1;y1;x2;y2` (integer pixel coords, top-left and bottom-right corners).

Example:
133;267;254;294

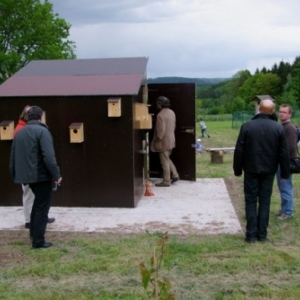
55;177;62;184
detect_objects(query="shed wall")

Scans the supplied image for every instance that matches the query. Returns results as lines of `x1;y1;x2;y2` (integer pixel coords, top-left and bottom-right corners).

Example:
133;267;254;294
0;94;145;208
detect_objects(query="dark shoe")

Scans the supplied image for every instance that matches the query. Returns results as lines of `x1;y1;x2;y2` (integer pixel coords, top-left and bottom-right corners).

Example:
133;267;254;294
32;242;53;249
277;213;292;221
245;238;256;244
47;217;55;224
171;177;179;184
257;238;267;243
25;223;30;229
155;182;170;187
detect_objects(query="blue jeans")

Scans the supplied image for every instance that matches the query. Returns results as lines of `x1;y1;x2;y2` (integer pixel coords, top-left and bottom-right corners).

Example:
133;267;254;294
276;166;294;216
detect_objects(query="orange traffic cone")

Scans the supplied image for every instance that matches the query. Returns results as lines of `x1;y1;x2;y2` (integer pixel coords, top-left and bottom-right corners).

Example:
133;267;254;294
144;180;154;196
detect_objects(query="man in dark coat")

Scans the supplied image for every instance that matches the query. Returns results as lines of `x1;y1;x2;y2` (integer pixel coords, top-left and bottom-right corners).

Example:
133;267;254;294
13;105;56;229
233;99;289;243
10;106;62;248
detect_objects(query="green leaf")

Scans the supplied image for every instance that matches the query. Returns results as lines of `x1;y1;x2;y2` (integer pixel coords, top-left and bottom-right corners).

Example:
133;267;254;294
0;0;76;83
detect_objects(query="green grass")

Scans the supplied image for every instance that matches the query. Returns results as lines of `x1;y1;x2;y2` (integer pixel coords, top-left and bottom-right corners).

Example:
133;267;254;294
196;120;239;178
1;120;300;299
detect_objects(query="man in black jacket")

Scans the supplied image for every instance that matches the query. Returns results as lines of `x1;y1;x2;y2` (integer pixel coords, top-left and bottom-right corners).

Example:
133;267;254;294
10;106;62;249
233;99;290;243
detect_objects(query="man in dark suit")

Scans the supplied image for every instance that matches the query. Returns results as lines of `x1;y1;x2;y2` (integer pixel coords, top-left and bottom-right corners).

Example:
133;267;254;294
233;99;289;243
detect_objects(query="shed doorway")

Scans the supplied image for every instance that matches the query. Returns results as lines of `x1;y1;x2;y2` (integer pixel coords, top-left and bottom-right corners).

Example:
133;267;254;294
148;83;196;181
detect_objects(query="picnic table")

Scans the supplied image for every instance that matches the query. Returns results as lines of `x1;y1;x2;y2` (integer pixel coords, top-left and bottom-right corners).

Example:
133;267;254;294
205;147;235;164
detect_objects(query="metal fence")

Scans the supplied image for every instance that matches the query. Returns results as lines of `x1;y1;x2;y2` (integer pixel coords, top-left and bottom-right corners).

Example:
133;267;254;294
232;111;254;128
232;110;300;129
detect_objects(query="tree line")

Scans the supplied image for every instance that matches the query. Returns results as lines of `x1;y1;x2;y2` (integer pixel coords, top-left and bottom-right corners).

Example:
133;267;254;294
197;57;300;115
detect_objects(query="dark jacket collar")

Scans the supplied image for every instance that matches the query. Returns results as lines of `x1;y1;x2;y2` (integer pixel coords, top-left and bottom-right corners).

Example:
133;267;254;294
252;113;273;121
27;120;49;129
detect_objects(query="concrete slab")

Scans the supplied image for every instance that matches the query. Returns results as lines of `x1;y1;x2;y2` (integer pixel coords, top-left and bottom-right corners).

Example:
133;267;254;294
0;179;243;235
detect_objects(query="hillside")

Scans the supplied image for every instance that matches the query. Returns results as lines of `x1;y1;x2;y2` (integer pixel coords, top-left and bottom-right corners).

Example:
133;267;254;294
147;76;229;86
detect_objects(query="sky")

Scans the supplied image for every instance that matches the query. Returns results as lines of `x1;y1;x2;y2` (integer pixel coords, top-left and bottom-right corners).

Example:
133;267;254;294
50;0;300;79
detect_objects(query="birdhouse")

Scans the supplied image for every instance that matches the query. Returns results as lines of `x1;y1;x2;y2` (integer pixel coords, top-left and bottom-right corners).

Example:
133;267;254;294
107;98;121;117
134;103;152;129
0;120;14;140
69;123;84;143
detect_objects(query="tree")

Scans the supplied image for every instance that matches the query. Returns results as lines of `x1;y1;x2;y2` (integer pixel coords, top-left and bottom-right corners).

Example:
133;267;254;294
232;96;246;111
290;59;300;107
237;72;282;105
261;67;268;74
278;59;300;108
229;70;252;97
0;0;76;83
277;61;291;86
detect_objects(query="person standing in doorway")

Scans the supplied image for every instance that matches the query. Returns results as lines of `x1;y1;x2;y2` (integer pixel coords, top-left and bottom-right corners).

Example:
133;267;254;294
151;96;179;187
277;104;298;220
199;118;210;138
10;106;62;248
13;105;56;229
233;99;289;243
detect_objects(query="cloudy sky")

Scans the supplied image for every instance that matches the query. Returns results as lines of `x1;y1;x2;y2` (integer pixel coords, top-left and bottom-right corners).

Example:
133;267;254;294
50;0;300;78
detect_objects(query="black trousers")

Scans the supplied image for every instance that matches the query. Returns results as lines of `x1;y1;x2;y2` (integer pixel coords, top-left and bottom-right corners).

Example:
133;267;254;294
244;172;275;240
29;180;52;247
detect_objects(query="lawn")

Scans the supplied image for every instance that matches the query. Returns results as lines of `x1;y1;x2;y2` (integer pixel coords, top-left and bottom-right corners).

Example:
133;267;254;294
1;120;300;299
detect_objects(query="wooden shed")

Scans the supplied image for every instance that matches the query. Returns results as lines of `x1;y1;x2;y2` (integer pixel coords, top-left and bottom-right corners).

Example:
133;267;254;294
0;57;152;208
251;95;275;113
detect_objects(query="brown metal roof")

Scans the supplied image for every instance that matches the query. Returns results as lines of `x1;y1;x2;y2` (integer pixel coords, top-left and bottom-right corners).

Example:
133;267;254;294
0;57;148;97
251;95;275;102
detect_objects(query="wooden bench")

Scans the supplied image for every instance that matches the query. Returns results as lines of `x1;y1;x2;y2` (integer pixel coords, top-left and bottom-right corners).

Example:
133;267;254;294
205;147;235;164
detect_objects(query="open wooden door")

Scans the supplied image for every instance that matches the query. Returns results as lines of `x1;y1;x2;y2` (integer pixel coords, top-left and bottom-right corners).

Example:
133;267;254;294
148;83;196;181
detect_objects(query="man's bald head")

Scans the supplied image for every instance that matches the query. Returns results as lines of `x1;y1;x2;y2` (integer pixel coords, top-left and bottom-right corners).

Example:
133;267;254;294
258;99;275;115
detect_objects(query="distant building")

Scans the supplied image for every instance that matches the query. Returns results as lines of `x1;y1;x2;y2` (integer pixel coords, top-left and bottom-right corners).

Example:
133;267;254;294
251;95;275;113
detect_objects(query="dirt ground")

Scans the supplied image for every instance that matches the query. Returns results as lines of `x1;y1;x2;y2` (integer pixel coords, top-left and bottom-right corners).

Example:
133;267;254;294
0;177;245;267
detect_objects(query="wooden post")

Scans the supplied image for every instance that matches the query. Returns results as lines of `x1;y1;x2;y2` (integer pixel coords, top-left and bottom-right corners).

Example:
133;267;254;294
211;150;224;164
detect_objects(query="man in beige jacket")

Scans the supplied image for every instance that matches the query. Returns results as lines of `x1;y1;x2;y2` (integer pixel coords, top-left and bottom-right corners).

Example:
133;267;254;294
151;96;179;187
